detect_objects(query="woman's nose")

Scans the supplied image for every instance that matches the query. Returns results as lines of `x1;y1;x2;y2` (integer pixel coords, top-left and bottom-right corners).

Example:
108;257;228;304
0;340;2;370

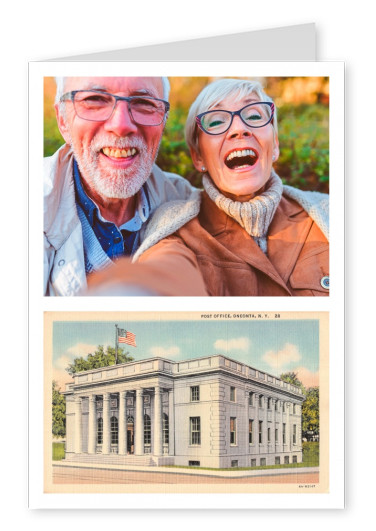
226;114;252;139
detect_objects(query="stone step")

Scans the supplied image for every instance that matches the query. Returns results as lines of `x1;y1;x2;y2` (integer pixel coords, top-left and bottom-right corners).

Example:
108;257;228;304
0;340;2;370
64;453;154;466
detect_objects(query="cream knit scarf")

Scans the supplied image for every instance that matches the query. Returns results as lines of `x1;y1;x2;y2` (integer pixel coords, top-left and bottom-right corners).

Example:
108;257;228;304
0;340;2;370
202;170;283;253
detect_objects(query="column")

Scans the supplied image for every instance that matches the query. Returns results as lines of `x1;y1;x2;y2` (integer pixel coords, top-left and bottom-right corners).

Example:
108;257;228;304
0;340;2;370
271;398;276;451
168;388;175;456
135;389;144;455
286;402;291;451
102;393;111;454
154;386;163;456
74;396;82;454
118;391;127;455
245;389;249;453
254;393;259;454
88;395;96;454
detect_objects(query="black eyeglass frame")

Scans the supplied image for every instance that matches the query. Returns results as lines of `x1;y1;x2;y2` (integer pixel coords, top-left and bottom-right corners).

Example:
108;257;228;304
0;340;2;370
60;89;170;125
195;101;275;135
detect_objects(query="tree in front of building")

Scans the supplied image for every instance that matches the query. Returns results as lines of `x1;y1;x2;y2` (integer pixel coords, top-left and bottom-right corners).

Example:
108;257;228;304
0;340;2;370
65;345;134;376
52;380;66;438
301;387;319;438
280;372;319;440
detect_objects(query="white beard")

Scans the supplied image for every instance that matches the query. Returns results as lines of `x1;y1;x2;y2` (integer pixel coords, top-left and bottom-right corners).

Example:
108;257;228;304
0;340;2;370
70;133;160;199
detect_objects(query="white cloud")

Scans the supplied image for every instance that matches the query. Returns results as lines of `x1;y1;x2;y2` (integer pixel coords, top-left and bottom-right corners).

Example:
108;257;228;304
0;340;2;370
293;366;319;388
149;345;181;358
54;343;97;371
262;343;301;369
214;337;251;352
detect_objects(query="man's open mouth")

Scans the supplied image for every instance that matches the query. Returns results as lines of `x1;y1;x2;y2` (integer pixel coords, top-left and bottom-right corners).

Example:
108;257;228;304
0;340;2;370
101;147;138;158
225;148;258;169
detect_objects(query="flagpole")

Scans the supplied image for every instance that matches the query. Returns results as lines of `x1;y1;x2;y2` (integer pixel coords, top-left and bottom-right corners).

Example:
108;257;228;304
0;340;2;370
115;323;118;365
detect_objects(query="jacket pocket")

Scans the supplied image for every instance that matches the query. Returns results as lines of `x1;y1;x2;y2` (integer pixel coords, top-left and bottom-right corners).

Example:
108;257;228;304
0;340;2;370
289;248;329;296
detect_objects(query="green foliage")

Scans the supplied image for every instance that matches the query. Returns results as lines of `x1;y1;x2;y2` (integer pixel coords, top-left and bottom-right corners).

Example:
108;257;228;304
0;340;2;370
66;345;134;375
44;116;65;157
279;372;306;393
302;441;319;466
276;104;329;193
302;387;320;436
52;442;65;461
52;380;66;438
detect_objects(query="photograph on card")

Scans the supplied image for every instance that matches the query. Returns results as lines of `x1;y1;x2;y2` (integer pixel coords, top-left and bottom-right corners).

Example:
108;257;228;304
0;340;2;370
44;76;329;297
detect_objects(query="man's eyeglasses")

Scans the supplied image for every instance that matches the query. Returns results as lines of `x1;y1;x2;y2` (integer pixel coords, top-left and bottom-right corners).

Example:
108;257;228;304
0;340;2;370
195;102;275;135
60;90;170;126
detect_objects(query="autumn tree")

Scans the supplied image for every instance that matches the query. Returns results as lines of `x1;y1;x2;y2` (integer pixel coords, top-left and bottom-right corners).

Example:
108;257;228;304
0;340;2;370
52;380;66;438
66;345;134;376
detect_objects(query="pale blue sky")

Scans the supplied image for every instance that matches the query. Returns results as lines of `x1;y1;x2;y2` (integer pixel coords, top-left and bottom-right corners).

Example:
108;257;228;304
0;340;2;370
52;317;320;387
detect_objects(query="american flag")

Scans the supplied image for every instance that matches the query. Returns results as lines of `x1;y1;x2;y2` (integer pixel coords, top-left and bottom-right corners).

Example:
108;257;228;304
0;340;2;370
118;328;136;347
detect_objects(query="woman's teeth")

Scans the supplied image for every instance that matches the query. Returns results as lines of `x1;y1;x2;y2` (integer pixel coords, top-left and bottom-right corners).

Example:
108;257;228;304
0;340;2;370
225;149;258;169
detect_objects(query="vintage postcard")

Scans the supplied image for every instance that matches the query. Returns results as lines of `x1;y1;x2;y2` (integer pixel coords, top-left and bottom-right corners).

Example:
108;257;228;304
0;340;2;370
41;311;334;507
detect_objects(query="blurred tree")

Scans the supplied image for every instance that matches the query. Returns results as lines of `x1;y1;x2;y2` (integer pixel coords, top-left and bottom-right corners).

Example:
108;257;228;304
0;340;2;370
52;380;66;438
66;345;134;376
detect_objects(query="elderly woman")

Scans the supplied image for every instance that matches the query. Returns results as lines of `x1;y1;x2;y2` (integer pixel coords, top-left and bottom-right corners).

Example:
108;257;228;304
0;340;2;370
88;79;329;296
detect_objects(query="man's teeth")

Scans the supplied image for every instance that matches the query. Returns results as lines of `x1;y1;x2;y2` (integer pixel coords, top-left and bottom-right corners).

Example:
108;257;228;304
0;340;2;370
102;147;137;158
226;149;256;161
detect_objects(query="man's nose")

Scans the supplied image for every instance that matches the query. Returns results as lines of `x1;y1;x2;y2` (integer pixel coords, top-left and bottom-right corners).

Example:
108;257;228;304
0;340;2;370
103;100;138;136
226;115;252;139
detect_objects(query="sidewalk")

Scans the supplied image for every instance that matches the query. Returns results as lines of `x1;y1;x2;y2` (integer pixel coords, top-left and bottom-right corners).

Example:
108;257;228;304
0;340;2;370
53;460;319;479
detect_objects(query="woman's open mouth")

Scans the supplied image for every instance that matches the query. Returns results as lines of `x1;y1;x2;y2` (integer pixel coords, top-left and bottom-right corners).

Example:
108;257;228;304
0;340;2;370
225;148;259;170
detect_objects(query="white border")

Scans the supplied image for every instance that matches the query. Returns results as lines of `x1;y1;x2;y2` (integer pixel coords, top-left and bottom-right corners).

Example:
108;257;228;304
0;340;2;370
28;61;344;509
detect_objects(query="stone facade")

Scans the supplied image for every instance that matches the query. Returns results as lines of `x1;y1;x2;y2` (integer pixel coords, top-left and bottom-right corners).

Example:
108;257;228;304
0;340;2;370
63;355;305;468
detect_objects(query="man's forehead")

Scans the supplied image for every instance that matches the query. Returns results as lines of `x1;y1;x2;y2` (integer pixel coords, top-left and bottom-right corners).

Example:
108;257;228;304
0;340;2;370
64;76;164;97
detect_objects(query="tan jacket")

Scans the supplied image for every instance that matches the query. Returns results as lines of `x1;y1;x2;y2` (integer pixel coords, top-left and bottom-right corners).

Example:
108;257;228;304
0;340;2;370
88;191;329;296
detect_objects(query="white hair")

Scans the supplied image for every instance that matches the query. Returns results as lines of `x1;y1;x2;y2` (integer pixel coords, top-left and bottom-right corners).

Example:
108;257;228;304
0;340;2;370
185;78;278;154
54;76;170;103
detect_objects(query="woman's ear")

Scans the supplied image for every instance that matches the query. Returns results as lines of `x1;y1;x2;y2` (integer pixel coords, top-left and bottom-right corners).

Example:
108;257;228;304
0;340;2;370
190;146;206;172
55;103;72;145
272;135;280;162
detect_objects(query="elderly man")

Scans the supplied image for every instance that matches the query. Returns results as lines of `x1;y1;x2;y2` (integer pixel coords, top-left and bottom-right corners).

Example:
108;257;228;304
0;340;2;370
44;76;197;295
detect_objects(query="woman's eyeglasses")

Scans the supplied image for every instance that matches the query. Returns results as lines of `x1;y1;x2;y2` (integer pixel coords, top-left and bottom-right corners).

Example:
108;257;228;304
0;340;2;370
196;102;274;135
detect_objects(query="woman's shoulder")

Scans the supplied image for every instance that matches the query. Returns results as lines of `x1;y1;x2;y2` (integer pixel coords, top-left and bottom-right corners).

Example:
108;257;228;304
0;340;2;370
282;185;329;241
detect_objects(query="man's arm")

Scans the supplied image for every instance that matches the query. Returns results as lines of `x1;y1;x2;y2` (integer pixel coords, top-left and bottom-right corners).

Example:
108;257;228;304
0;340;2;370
86;237;208;296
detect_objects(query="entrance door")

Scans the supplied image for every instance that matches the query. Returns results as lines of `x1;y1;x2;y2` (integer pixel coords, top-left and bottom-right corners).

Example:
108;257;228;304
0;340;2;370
127;417;134;454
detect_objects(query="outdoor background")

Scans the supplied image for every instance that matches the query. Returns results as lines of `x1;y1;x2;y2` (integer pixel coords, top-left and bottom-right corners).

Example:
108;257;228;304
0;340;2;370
44;76;329;193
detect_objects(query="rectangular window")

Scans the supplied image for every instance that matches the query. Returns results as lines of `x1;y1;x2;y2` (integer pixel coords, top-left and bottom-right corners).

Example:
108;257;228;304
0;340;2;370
189;460;200;467
249;392;254;406
251;459;257;467
230;386;236;402
230;417;237;445
231;460;238;468
293;403;296;414
275;428;279;443
275;400;278;411
275;456;280;465
293;455;297;463
293;424;297;444
267;427;271;443
283;423;286;444
190;386;200;402
267;397;272;409
259;421;263;443
249;419;253;444
258;395;263;408
260;458;266;466
282;402;286;412
190;417;201;445
284;456;289;464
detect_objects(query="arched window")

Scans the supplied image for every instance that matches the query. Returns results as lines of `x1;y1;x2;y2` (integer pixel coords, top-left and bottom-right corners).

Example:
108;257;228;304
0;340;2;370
163;413;169;445
110;416;118;445
97;417;103;445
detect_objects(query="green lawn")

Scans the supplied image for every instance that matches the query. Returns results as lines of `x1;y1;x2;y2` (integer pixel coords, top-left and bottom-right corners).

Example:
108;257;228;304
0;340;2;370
52;442;65;461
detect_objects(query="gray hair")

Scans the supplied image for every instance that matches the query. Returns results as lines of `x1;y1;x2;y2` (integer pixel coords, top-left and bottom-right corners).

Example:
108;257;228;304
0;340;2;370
54;76;170;104
185;78;278;154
